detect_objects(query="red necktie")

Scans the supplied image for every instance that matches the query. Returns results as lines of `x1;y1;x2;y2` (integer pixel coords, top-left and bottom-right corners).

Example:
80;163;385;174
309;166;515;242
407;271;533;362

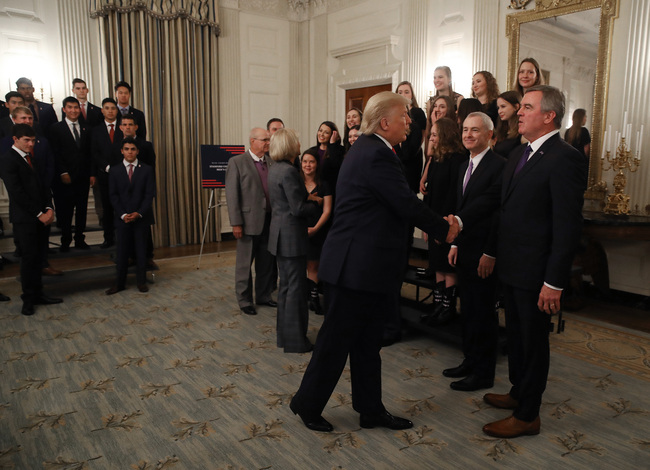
109;124;115;143
81;102;86;119
128;164;134;182
26;152;34;169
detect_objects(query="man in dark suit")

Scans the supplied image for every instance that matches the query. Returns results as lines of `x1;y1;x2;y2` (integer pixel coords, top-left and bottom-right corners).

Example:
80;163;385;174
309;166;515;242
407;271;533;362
444;112;505;392
0;92;25;138
65;79;103;128
482;86;588;438
225;128;277;316
114;81;147;140
290;92;459;433
48;97;92;251
90;98;123;249
106;137;155;295
0;124;63;315
16;77;58;136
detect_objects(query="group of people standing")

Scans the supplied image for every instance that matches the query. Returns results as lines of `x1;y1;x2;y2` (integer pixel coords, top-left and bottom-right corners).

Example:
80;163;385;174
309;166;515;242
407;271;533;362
226;57;589;441
0;77;157;314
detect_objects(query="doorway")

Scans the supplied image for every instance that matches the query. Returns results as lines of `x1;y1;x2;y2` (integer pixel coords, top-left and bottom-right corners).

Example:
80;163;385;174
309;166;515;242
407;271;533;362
345;83;392;114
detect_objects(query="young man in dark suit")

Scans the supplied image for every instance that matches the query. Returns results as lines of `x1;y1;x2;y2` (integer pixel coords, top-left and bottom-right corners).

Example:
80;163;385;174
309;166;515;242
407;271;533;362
445;112;506;392
0;92;25;138
90;98;123;248
114;81;147;140
482;85;588;438
0;124;63;315
290;92;459;433
106;137;155;295
48;96;92;251
67;79;103;128
15;77;58;136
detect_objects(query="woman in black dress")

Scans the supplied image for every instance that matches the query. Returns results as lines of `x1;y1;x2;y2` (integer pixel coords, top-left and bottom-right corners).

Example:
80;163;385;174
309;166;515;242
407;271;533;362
300;149;332;315
494;90;523;158
420;118;467;325
564;108;591;159
471;71;500;127
396;80;426;193
305;121;345;197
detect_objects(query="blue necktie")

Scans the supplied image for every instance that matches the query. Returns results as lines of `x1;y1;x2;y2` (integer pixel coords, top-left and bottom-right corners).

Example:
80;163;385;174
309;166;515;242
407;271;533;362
514;145;532;176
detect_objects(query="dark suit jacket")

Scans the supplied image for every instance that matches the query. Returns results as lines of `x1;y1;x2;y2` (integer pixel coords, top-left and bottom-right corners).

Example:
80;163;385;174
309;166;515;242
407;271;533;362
0;135;55;188
319;134;449;294
0;101;7;119
48;120;91;183
395;111;424;193
454;149;506;274
109;161;155;225
91;123;123;177
30;101;58;135
117;106;147;140
0;117;44;139
133;137;156;170
64;101;103;129
0;148;52;224
498;133;588;290
267;160;317;257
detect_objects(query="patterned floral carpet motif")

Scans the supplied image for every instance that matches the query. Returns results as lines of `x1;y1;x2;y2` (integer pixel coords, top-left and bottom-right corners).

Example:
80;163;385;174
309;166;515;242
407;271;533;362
0;254;649;469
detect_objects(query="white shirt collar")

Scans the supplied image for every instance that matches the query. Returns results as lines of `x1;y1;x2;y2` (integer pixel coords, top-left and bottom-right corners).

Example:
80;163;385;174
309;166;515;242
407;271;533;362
105;120;117;128
374;133;393;150
12;145;28;157
249;149;263;162
528;129;559;156
468;146;490;171
123;159;139;168
65;117;79;127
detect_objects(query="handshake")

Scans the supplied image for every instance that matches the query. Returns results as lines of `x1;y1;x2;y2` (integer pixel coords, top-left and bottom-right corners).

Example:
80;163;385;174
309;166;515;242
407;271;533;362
443;214;460;244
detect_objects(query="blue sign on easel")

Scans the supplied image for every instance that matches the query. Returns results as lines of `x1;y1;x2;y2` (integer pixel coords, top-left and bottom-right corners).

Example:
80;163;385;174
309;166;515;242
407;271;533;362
200;145;245;188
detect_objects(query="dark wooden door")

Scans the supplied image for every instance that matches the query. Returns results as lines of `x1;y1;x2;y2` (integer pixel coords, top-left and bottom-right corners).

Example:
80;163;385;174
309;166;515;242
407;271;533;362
345;83;392;113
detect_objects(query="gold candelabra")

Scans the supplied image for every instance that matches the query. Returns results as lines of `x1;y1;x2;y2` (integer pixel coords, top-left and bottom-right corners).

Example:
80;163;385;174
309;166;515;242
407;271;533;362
601;136;641;215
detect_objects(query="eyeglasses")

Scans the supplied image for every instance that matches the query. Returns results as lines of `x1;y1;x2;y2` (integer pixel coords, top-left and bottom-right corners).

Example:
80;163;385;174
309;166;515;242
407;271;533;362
253;138;271;142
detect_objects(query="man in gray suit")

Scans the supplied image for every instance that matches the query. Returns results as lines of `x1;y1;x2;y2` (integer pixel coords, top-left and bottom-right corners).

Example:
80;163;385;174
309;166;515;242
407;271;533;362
225;128;277;316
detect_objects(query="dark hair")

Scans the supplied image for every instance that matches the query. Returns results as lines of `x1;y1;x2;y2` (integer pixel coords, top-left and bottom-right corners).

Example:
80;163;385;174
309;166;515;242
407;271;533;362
121;136;139;149
514;58;544;96
457;98;483;130
343;108;363;151
425;95;457;144
62;96;80;107
72;78;87;87
495;91;522;142
114;81;132;93
102;97;117;107
266;118;284;130
16;77;33;88
12;123;36;139
5;91;23;102
395;81;420;109
120;113;137;124
566;108;587;145
471;71;500;103
429;117;464;162
299;148;321;185
316;121;341;153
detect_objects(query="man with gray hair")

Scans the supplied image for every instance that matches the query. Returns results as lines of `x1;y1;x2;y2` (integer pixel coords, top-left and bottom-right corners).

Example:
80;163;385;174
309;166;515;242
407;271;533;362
444;111;505;392
225;127;277;316
290;91;459;433
482;85;587;438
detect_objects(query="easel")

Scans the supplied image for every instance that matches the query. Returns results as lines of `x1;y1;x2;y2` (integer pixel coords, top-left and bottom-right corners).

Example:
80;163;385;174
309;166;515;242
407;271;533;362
197;188;225;269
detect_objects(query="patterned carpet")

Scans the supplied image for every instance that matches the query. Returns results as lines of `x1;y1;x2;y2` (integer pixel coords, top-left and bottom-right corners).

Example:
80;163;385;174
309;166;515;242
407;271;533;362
0;253;649;469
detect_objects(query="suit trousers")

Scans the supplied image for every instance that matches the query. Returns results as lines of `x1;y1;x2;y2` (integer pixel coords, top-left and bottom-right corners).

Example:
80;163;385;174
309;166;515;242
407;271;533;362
458;270;498;379
292;282;388;417
96;172;115;243
276;254;310;352
54;179;89;244
13;221;46;300
234;213;274;308
115;219;149;287
503;283;551;422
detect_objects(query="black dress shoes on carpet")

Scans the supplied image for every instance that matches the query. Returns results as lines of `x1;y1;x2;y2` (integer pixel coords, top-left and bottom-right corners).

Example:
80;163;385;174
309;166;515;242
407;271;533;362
450;374;494;391
33;294;63;305
289;400;333;432
105;286;125;296
442;362;473;378
100;240;114;249
137;284;149;293
241;306;257;315
21;302;34;316
256;300;277;308
0;292;10;302
359;410;413;430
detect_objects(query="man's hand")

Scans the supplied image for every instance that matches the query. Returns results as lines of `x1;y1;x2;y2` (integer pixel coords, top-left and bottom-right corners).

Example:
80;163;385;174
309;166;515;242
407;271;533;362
61;174;71;185
232;225;243;239
89;176;96;187
419;176;428;195
477;255;495;279
444;214;460;244
448;246;457;267
124;212;141;223
537;284;562;315
38;209;54;226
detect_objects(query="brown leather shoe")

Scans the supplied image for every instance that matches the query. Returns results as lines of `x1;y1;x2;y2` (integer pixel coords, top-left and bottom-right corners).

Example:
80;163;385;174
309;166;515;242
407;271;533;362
137;284;149;293
105;286;124;295
42;267;63;276
483;415;540;438
483;393;519;409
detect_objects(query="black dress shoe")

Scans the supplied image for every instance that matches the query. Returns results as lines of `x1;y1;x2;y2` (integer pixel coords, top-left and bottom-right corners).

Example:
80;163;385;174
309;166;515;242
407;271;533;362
290;400;333;432
0;292;10;302
257;300;277;308
33;295;63;305
443;362;473;378
75;241;91;250
137;283;149;293
241;306;257;315
450;374;494;391
100;240;114;249
105;286;124;295
21;302;35;316
360;411;413;430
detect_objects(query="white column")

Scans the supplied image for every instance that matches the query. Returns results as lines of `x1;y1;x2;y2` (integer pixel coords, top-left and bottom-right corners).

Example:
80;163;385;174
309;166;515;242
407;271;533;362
403;0;428;105
217;6;243;145
472;0;499;76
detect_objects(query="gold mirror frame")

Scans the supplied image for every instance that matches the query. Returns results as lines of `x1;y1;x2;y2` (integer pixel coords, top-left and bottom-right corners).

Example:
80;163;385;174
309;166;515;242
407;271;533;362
506;0;619;199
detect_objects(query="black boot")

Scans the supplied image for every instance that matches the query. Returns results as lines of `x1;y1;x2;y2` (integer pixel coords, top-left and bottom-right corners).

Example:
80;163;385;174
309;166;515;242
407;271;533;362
433;285;458;326
421;281;445;324
308;279;323;315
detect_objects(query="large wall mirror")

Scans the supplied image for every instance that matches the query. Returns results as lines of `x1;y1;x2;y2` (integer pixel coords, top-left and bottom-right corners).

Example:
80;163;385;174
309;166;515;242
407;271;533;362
506;0;619;200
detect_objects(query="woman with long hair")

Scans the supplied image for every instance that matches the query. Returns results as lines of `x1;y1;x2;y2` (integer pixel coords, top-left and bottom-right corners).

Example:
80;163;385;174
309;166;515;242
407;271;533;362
343;108;363;151
513;57;543;96
494;90;523;158
305;121;345;197
396;80;427;193
426;66;464;117
346;125;361;148
424;95;457;159
564;108;591;158
471;71;500;126
420;118;468;325
299;149;333;316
